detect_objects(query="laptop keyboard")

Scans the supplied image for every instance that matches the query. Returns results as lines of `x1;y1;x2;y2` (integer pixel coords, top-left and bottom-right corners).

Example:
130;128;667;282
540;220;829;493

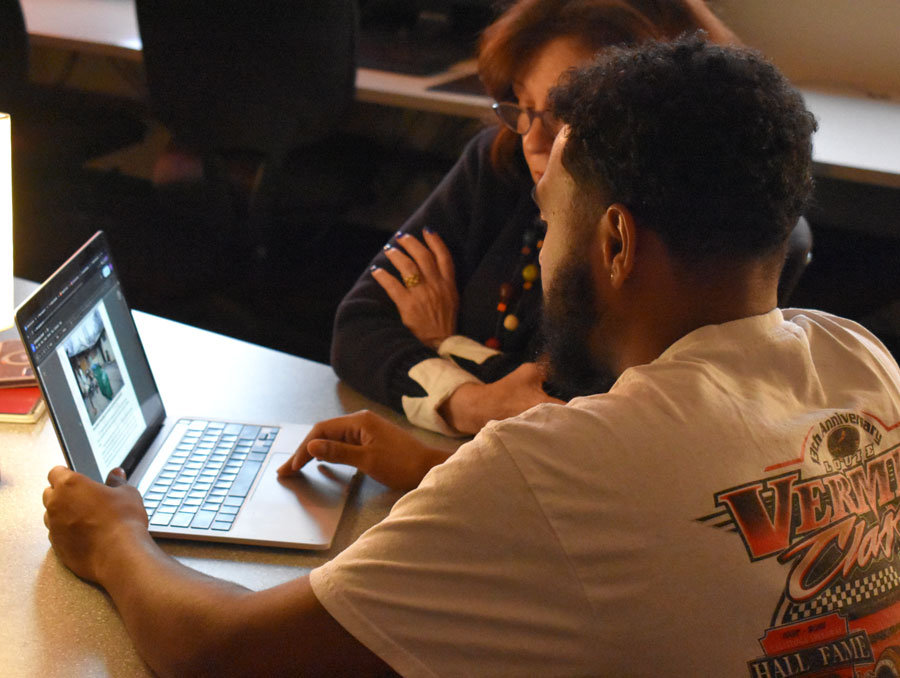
143;419;280;532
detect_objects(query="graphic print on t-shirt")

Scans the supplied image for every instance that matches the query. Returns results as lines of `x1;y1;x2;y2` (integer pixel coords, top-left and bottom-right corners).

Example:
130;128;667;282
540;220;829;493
699;410;900;678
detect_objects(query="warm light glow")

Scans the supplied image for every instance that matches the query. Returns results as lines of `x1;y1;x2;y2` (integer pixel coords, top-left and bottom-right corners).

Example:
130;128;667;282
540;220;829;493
0;113;13;329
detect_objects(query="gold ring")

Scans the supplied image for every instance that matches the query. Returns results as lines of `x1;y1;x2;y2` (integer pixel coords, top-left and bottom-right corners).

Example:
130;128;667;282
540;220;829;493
403;273;422;289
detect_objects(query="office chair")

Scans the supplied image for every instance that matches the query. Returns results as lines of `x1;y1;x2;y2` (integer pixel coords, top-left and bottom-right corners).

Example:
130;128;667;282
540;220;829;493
134;0;360;269
778;216;813;307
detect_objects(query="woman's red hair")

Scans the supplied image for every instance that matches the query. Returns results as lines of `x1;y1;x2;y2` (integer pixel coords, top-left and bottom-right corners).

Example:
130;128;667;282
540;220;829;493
477;0;716;174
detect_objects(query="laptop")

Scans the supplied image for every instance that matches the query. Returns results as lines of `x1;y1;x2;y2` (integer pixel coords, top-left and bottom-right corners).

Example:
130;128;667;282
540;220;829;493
16;231;355;550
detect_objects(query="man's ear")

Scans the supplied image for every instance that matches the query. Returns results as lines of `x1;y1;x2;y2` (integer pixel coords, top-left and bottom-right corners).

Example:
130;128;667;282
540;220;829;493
599;203;636;289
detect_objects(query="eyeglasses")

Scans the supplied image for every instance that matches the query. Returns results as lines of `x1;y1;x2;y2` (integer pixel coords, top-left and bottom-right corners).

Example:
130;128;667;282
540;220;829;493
492;102;562;137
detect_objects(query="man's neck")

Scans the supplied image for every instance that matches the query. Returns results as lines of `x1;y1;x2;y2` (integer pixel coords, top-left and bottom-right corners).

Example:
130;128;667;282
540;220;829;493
609;255;781;374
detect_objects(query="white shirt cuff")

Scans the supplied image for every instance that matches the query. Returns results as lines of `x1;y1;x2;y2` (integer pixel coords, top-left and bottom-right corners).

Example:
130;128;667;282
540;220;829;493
401;357;482;437
437;335;500;365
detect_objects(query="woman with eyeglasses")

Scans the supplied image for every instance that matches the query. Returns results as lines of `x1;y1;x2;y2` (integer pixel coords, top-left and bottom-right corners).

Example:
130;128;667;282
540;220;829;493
331;0;737;435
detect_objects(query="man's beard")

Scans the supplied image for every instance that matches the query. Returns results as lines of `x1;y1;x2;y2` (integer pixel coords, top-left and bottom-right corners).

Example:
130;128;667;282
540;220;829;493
541;252;617;398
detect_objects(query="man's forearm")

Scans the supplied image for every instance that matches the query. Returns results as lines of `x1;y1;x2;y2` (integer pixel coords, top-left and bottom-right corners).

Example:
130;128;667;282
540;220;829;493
97;529;254;676
94;527;394;677
43;467;389;674
438;382;488;434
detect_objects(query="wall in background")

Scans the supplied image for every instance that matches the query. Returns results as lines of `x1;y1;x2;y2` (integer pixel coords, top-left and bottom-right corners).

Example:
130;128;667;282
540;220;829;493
712;0;900;100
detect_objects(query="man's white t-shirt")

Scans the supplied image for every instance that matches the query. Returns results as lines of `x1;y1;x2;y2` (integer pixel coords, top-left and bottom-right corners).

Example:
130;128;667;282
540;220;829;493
311;309;900;677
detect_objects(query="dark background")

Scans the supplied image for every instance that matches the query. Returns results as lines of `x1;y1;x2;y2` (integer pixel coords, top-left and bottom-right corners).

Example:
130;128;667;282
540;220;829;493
13;123;900;366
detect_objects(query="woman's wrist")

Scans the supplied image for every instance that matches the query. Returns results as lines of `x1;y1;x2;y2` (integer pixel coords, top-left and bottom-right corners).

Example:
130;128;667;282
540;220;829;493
424;334;449;351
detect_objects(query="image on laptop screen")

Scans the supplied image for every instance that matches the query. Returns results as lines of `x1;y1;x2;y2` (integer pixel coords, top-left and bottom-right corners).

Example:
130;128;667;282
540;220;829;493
17;232;165;481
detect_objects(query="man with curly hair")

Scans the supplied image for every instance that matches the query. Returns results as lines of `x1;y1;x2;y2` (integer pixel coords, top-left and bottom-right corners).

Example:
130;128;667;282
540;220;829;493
42;37;900;676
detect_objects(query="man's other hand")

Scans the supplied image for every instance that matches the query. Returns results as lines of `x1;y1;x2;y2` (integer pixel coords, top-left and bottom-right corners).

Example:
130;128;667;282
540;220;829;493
278;410;450;491
43;466;149;583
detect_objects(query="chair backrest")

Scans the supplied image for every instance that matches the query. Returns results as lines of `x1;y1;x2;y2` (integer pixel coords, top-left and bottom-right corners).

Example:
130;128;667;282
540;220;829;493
134;0;358;159
778;216;814;306
0;0;28;108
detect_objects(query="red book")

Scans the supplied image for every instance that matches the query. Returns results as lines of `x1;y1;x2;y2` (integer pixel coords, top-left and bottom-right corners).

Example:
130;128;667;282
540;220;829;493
0;386;45;423
0;339;36;388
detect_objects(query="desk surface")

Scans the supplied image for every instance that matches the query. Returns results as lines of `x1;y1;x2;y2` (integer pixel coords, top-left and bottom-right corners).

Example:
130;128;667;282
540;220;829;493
0;280;459;676
19;0;900;187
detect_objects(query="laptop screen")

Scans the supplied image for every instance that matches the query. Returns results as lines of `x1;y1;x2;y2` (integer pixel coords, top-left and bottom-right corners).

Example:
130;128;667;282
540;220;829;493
16;232;166;481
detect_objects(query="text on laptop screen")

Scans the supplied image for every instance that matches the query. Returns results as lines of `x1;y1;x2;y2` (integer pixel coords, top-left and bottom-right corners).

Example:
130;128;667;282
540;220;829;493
17;234;165;480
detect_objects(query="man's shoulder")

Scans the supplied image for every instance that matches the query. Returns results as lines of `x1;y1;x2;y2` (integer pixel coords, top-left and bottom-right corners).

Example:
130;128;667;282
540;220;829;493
782;307;890;346
774;308;899;374
477;399;634;475
655;308;894;370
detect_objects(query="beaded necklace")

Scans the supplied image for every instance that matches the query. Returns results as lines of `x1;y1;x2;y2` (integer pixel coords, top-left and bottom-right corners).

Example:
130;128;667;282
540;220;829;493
485;218;545;350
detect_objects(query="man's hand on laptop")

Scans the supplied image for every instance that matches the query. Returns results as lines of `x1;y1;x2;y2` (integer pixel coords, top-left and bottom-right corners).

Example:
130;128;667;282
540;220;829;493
43;466;148;583
278;410;451;491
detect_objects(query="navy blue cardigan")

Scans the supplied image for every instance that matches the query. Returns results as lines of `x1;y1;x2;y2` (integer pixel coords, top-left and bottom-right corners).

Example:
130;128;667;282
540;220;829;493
331;127;547;413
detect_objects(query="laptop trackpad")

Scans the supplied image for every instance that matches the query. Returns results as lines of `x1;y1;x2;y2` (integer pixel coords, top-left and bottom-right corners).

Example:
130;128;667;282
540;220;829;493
231;453;356;549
